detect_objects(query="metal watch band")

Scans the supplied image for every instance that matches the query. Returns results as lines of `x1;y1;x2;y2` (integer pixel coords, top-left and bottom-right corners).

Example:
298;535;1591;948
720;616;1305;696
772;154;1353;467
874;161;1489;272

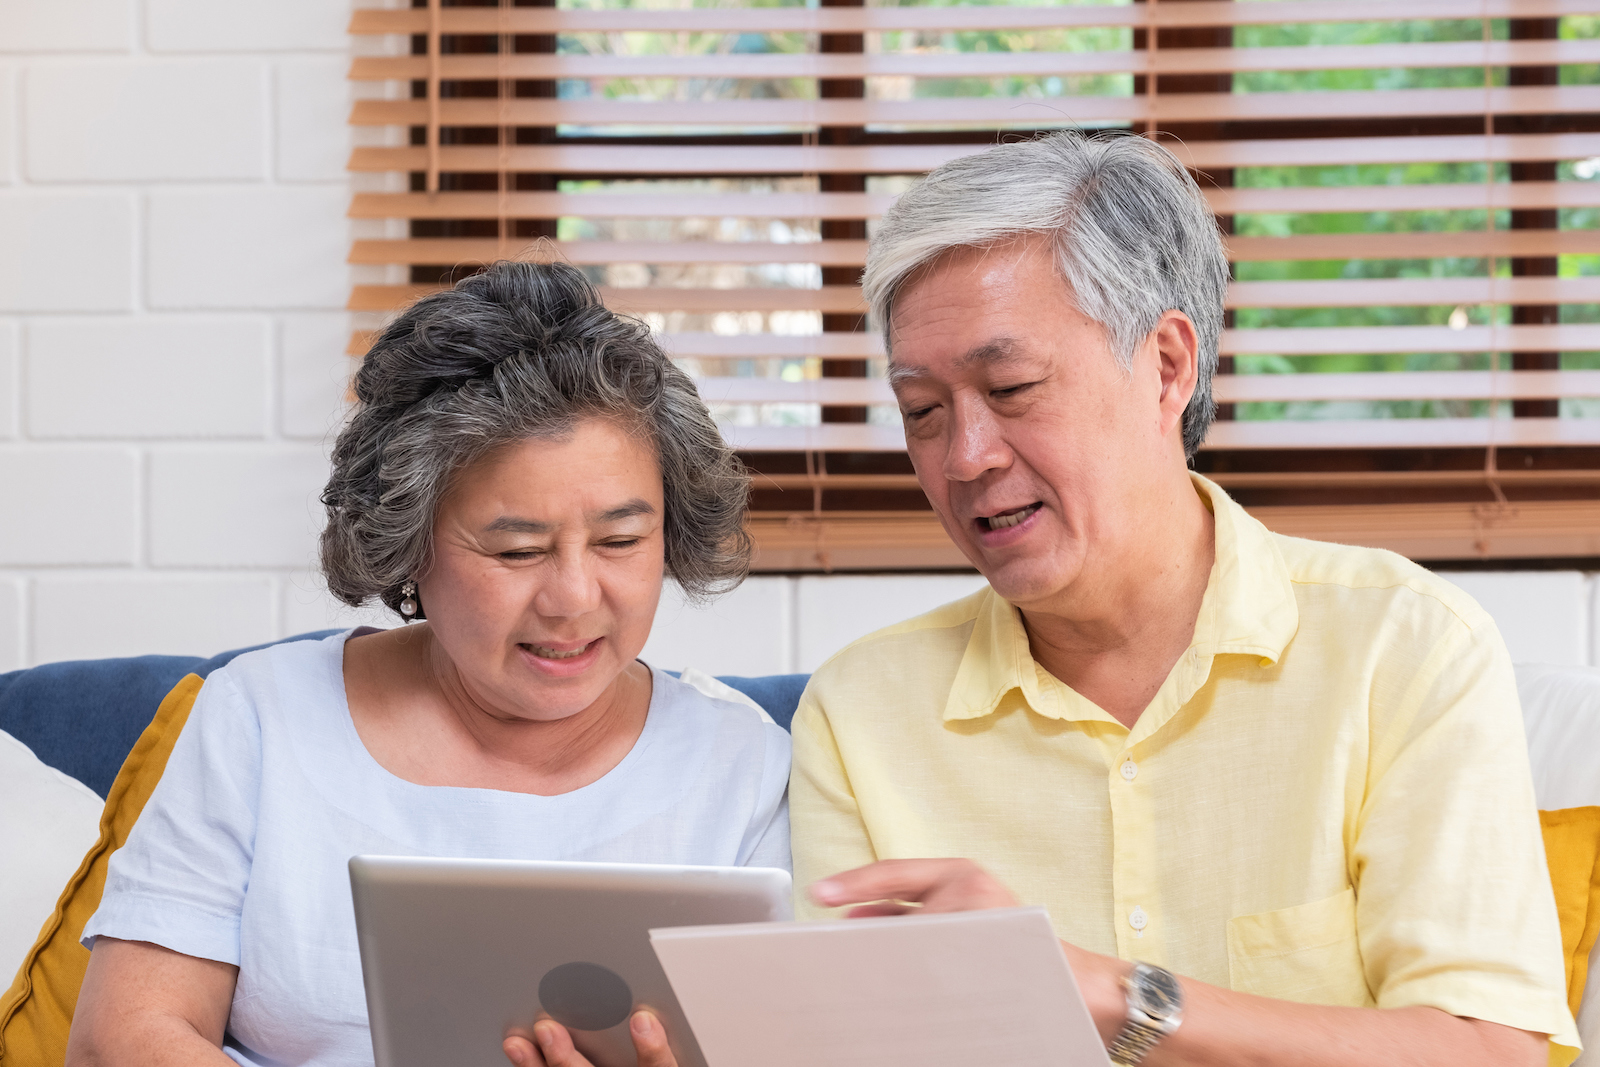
1107;1018;1166;1067
1106;963;1183;1066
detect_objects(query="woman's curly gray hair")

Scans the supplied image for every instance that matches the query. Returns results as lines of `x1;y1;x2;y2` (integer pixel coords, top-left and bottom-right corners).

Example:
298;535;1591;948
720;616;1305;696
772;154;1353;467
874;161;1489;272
320;260;750;618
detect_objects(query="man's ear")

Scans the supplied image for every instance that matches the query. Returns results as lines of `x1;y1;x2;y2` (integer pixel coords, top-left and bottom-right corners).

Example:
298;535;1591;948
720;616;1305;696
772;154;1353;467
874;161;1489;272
1152;310;1201;440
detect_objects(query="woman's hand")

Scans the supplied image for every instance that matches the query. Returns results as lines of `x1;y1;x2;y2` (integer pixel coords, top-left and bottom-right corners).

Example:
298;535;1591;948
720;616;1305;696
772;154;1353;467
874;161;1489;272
808;857;1022;917
503;1010;677;1067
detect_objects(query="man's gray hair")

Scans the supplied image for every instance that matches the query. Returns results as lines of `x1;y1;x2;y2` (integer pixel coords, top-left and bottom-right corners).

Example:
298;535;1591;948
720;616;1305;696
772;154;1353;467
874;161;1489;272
320;260;750;619
863;130;1230;458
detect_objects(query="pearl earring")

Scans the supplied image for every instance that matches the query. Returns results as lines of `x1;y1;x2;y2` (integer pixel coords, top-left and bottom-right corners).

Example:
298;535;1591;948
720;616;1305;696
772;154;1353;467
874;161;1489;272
399;580;419;619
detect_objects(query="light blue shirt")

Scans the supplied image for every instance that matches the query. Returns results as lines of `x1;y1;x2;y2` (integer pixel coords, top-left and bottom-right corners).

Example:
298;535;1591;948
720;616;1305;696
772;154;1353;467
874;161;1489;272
84;630;791;1067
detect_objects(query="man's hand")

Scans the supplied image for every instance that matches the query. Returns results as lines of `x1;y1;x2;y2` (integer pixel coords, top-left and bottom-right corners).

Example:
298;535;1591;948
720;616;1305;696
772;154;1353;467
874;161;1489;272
809;858;1128;1041
809;858;1022;917
809;859;1548;1067
503;1010;677;1067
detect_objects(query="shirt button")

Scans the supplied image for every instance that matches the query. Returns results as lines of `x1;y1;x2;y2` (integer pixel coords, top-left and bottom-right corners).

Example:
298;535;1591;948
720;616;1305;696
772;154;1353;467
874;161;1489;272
1129;906;1149;931
1120;759;1138;781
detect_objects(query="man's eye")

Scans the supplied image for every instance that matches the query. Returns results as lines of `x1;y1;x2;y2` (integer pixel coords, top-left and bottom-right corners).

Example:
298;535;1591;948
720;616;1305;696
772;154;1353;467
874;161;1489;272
902;406;935;421
992;382;1035;398
499;550;540;560
601;538;641;549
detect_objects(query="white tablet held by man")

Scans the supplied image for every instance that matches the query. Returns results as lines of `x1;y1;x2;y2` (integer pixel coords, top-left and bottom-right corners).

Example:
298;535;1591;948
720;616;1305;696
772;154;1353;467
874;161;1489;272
348;856;792;1067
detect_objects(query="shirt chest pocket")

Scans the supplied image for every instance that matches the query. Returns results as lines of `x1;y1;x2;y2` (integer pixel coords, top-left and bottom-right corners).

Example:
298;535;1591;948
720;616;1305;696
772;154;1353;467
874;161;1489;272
1226;887;1374;1008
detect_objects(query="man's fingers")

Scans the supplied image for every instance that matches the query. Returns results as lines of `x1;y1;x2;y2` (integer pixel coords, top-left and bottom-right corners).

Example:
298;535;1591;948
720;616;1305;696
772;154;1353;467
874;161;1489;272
845;902;919;919
809;858;973;907
630;1010;678;1067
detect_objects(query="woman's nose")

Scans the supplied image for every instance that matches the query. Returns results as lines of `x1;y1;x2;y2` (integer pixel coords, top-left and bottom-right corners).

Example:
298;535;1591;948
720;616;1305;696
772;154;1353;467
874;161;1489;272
534;551;603;618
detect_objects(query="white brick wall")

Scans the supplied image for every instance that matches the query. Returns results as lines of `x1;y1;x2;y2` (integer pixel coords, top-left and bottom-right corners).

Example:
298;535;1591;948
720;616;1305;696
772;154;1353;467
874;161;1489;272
0;321;17;439
0;192;136;311
26;317;271;438
0;447;140;566
23;61;268;182
0;67;16;184
0;0;134;53
0;0;1596;679
0;577;22;672
146;0;349;53
32;574;278;663
0;0;358;666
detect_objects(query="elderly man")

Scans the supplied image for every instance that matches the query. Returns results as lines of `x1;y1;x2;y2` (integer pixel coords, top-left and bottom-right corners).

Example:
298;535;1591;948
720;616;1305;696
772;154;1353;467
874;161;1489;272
788;132;1579;1066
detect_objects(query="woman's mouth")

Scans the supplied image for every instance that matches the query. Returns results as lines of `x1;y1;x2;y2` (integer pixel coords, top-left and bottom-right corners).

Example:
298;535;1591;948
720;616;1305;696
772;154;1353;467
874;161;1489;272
523;639;597;660
981;503;1043;531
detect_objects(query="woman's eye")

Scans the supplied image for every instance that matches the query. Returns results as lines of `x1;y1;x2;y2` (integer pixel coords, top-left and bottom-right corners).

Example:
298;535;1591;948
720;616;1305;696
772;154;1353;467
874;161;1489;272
601;538;641;549
498;549;540;560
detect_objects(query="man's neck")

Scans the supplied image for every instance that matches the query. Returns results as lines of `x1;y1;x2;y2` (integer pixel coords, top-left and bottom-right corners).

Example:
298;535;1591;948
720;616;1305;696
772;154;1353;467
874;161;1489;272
1020;474;1217;730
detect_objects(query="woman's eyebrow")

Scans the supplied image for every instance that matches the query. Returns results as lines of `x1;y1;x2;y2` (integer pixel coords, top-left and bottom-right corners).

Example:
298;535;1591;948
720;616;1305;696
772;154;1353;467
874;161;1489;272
594;499;656;523
484;516;551;534
482;500;655;533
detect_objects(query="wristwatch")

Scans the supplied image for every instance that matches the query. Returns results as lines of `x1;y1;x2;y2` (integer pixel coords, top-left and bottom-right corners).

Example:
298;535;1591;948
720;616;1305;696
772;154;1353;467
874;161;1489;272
1106;962;1184;1066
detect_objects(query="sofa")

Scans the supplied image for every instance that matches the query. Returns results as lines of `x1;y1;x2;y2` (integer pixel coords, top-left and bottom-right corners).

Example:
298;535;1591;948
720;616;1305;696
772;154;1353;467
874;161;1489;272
2;633;1598;1064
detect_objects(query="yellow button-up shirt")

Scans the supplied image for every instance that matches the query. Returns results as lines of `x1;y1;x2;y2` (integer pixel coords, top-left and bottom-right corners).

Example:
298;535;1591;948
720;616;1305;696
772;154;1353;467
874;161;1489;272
790;475;1580;1061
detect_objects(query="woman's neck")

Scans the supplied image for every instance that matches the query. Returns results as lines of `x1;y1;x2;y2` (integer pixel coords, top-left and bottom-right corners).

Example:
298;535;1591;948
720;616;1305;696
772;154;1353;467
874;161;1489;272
344;626;652;796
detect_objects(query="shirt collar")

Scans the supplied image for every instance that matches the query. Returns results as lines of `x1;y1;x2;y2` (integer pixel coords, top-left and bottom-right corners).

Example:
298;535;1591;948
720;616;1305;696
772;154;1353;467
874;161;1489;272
942;473;1299;725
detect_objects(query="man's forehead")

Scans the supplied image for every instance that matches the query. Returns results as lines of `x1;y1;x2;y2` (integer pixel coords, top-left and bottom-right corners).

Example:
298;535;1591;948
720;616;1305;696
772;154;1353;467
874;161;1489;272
888;336;1031;385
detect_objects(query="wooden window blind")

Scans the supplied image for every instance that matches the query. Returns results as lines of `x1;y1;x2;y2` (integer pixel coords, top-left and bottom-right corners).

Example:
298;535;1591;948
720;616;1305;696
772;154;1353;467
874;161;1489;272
347;0;1600;570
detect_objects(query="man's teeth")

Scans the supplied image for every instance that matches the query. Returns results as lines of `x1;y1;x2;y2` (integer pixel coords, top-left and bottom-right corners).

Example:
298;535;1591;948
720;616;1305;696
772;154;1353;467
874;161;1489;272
531;643;590;659
987;504;1039;530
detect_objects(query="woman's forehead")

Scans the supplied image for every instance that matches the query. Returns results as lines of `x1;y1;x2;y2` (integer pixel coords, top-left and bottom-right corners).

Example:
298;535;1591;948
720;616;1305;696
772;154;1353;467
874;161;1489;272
446;423;664;519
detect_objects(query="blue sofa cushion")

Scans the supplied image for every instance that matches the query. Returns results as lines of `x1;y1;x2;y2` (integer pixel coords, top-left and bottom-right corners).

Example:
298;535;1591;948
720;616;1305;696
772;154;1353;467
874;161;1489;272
0;632;340;799
712;675;809;733
0;633;808;798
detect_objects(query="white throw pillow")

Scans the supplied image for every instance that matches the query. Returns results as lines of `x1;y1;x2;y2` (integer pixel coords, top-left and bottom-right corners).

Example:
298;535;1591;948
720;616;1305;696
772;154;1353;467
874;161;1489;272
0;728;104;983
1517;663;1600;811
678;667;775;725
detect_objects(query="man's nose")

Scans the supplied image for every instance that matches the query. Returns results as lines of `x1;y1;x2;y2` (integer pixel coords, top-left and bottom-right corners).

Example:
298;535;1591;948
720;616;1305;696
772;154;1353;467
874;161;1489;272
942;401;1011;483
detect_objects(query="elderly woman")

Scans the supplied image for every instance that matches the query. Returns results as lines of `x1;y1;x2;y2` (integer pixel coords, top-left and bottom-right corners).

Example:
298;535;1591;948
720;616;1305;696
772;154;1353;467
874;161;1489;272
67;261;782;1067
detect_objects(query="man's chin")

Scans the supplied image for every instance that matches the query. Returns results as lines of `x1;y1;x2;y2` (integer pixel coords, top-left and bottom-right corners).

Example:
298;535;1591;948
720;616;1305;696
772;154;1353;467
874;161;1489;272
971;552;1081;609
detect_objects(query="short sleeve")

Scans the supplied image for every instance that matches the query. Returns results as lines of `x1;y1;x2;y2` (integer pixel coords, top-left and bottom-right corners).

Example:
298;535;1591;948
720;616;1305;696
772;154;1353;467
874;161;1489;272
788;683;878;920
1353;610;1580;1058
82;669;261;967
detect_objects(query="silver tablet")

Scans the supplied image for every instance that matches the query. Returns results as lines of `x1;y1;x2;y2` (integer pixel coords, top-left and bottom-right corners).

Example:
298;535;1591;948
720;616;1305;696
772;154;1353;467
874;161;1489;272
348;855;792;1067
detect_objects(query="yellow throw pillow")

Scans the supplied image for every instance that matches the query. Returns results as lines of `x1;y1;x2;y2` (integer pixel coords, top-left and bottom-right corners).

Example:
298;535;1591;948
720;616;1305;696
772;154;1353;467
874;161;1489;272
1540;806;1600;1019
0;674;203;1067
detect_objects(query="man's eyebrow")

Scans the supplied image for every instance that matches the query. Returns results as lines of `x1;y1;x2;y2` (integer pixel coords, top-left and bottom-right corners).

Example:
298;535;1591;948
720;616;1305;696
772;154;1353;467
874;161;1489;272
888;337;1024;386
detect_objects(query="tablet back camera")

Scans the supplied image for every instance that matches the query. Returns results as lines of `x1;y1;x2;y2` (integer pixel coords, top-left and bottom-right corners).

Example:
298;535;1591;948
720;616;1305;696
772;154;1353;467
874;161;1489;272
538;961;635;1031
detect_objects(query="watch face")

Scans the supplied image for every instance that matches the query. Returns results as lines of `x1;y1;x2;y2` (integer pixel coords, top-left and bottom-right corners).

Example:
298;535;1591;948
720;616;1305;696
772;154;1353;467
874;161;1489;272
1136;965;1183;1016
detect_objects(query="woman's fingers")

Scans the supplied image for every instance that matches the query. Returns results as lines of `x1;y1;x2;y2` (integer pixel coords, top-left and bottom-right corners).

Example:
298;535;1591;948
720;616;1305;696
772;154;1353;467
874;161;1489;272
535;1021;587;1067
810;858;1020;914
504;1016;674;1067
502;1032;547;1067
630;1010;679;1067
